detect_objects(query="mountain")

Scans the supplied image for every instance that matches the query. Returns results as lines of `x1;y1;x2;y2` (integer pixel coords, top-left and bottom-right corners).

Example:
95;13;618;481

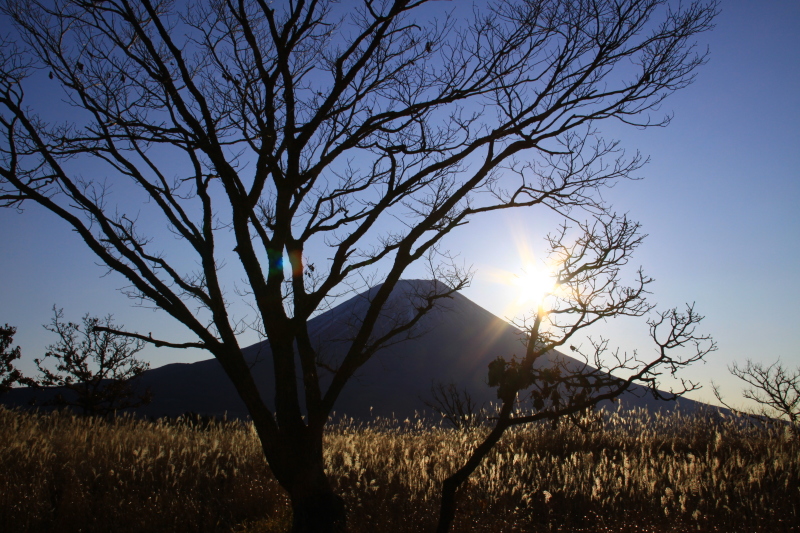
2;279;705;420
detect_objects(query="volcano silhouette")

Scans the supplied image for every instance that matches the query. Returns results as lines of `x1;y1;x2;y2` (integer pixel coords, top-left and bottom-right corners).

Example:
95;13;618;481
3;280;703;419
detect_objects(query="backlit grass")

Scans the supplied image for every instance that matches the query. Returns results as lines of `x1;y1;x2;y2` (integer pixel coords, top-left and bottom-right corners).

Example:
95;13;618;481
1;406;798;532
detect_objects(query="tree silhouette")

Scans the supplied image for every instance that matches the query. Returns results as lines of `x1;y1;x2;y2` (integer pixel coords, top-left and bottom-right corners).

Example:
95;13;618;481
33;308;151;416
435;215;716;532
714;360;800;439
0;0;718;530
0;324;36;394
424;380;485;429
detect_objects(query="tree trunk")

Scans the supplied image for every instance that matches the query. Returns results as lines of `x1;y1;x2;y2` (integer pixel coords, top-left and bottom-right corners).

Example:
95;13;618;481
436;402;513;533
284;457;347;533
270;428;347;532
290;488;347;533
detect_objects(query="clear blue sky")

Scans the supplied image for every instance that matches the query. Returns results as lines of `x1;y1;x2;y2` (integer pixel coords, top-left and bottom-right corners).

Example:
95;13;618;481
1;0;798;409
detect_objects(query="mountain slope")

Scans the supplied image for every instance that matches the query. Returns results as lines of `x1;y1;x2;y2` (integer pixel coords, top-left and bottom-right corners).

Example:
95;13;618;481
3;280;704;419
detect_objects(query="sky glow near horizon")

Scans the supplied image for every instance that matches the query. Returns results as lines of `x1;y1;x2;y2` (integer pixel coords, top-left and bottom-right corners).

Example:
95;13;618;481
1;1;799;412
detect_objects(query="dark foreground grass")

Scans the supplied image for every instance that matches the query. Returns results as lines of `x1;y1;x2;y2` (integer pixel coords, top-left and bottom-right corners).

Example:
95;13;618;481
1;405;798;532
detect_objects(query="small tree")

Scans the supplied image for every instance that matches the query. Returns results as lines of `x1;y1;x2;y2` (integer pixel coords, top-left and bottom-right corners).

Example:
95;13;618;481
33;308;151;416
436;216;716;532
0;324;36;394
714;360;800;437
424;381;486;429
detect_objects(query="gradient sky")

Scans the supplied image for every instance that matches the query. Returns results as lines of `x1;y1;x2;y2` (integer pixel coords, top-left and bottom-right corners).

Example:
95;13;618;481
1;0;798;411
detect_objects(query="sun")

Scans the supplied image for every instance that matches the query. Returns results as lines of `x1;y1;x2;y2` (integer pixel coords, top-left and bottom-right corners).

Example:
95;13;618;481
481;216;563;318
511;265;557;310
483;259;560;319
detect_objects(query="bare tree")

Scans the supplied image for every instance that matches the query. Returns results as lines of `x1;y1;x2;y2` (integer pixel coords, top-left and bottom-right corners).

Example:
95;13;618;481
0;0;718;530
0;324;36;394
33;308;151;416
424;380;486;429
714;360;800;437
436;216;716;532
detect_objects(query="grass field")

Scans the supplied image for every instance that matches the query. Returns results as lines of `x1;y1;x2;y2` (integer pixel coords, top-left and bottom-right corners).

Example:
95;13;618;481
1;405;798;532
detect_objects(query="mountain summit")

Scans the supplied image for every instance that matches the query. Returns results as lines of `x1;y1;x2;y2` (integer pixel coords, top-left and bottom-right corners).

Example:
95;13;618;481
137;278;530;420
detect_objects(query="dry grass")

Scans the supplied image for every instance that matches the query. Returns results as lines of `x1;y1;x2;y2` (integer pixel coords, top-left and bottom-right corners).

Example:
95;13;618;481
0;408;290;533
1;406;798;532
